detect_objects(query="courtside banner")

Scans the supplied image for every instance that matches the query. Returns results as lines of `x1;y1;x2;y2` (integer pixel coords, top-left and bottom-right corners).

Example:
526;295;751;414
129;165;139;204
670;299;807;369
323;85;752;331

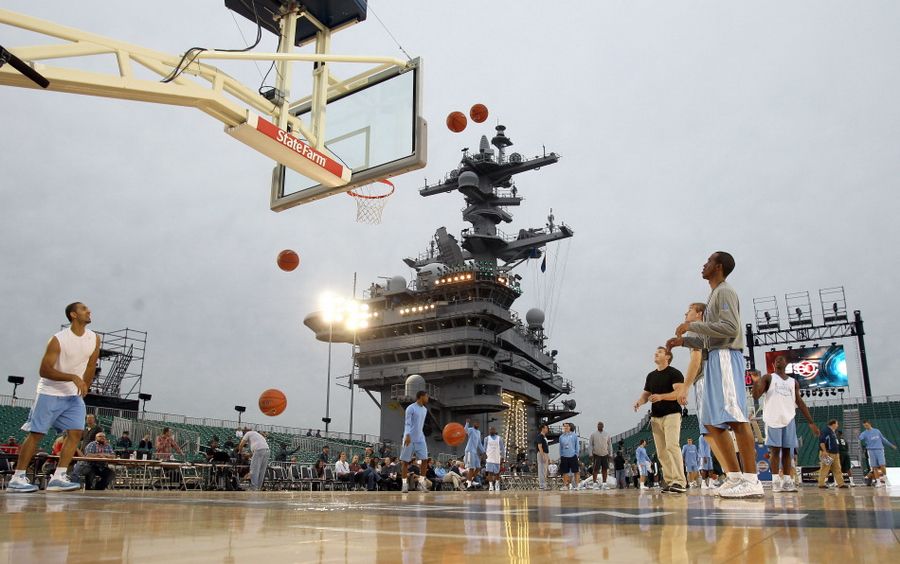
226;113;351;187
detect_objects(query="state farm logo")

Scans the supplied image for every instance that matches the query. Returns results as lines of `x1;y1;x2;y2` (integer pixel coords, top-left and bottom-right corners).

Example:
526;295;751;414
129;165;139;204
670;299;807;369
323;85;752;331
788;360;819;380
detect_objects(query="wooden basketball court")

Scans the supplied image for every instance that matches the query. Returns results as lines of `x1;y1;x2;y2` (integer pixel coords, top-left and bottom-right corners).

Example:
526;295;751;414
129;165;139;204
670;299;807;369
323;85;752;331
2;487;897;562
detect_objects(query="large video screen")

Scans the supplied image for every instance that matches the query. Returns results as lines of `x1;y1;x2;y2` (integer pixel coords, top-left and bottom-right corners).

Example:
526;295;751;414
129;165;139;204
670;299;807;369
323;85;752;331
764;345;848;390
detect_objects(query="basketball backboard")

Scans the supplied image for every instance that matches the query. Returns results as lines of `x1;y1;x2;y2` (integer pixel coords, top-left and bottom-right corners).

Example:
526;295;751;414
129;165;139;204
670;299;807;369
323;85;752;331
270;58;426;211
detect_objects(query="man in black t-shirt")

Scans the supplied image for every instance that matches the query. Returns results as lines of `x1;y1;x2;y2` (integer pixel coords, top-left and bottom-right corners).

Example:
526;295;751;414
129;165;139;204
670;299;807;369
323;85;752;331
613;450;627;489
633;346;686;493
535;425;550;490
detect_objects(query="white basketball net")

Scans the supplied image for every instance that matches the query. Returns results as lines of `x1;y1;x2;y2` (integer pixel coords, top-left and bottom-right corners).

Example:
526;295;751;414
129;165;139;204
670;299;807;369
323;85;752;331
347;179;395;224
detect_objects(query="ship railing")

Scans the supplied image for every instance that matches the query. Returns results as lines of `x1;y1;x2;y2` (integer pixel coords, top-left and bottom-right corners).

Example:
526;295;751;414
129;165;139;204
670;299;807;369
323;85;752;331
459;227;519;243
390;383;440;403
540;403;572;413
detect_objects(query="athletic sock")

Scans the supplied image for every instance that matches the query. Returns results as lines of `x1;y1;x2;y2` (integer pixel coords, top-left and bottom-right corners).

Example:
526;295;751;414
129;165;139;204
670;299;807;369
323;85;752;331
14;470;25;478
742;473;759;484
726;472;741;482
53;467;69;480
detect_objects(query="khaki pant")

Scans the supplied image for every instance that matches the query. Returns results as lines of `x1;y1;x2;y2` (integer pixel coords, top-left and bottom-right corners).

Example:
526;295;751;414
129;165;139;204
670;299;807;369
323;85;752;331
818;452;844;487
442;472;463;490
650;412;685;487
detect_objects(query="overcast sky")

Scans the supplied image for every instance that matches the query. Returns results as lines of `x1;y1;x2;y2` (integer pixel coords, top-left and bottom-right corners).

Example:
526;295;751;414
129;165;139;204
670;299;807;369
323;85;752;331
2;1;898;441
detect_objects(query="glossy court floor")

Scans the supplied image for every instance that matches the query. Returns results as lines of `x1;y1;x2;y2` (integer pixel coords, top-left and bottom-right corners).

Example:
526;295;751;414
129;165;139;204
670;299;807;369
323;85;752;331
1;486;898;563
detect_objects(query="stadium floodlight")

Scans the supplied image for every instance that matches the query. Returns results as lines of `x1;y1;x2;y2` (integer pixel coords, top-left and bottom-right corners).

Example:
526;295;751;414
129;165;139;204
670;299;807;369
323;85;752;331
7;375;24;399
753;296;780;331
820;287;849;324
786;292;814;328
235;405;246;425
138;392;152;417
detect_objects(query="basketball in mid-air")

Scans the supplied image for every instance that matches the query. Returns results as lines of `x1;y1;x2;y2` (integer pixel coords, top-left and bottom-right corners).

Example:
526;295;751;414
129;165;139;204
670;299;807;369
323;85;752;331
469;103;489;123
443;422;467;447
276;249;300;272
446;111;467;133
259;389;287;416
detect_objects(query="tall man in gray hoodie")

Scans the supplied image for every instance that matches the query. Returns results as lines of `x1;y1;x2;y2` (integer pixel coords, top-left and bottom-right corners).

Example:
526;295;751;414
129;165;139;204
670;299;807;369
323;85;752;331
667;251;763;499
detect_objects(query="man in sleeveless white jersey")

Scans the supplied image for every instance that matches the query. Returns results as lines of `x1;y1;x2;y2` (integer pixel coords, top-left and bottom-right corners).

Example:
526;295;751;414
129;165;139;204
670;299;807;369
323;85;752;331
751;357;819;493
482;427;505;492
8;302;100;492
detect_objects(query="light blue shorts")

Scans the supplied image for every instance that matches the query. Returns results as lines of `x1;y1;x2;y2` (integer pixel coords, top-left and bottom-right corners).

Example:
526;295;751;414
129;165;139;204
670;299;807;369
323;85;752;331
685;463;698;472
868;449;886;468
700;350;749;430
400;440;428;463
464;450;482;469
485;462;500;474
694;377;707;435
765;419;798;449
22;394;86;435
638;461;651;476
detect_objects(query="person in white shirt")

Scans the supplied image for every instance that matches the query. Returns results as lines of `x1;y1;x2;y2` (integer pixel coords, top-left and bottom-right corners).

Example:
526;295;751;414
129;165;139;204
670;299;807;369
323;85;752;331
8;302;100;493
335;452;352;483
482;427;506;492
590;421;612;489
237;427;270;491
751;356;819;493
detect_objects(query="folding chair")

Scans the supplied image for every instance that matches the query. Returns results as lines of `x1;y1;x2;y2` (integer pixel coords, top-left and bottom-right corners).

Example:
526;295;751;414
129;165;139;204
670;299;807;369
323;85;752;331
287;465;302;490
0;458;14;490
323;466;340;491
180;465;204;490
300;465;319;491
271;465;289;490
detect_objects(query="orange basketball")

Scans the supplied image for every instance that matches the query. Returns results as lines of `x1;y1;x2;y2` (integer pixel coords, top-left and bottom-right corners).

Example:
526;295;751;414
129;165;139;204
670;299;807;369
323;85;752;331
443;422;467;447
469;103;489;123
277;249;300;272
446;111;467;133
259;389;287;416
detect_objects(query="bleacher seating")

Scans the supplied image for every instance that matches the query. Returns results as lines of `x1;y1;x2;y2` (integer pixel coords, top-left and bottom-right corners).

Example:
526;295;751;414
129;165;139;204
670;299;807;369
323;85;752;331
613;400;900;468
0;403;376;465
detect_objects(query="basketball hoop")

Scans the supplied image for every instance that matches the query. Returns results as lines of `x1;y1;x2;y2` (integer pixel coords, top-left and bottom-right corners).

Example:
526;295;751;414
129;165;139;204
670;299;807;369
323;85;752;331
347;179;395;224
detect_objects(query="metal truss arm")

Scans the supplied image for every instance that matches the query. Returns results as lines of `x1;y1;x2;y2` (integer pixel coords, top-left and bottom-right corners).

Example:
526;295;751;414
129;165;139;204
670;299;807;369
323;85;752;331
750;323;856;346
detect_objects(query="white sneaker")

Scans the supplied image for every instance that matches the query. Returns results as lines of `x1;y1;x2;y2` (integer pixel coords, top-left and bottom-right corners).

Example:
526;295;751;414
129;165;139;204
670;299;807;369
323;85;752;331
772;476;783;493
46;474;81;492
875;480;886;488
781;477;798;492
714;476;742;497
719;479;765;499
700;482;709;490
489;482;495;492
401;481;409;493
639;484;648;491
6;475;39;493
568;483;574;491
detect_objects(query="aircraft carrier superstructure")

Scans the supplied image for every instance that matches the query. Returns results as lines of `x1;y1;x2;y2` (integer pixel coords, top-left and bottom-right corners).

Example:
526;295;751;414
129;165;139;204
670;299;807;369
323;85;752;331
306;124;577;460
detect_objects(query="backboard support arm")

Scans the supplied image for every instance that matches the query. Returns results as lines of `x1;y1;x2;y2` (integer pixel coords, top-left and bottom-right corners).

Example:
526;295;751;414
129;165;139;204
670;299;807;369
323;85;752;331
0;8;412;167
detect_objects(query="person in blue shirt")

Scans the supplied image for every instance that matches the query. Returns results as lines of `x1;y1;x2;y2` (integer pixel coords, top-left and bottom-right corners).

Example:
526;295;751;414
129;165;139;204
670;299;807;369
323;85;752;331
558;422;580;490
817;419;846;488
463;418;485;489
697;435;713;489
860;420;897;487
399;390;429;493
635;439;651;490
682;438;700;487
